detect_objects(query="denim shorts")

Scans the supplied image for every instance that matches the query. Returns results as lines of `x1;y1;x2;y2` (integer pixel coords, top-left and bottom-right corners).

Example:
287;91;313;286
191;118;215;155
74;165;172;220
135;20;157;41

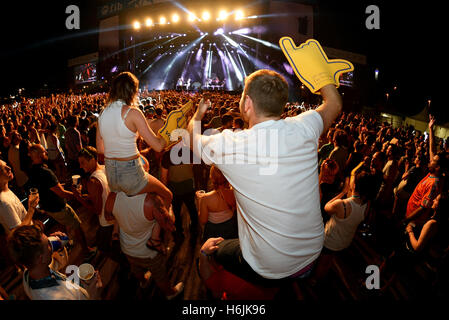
104;158;149;196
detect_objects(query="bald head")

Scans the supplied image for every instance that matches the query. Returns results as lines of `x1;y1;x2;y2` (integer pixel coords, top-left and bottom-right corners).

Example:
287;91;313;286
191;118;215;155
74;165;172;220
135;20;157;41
28;144;48;164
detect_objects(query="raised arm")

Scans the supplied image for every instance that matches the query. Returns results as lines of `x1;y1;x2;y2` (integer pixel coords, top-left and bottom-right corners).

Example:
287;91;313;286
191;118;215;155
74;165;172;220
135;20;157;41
187;98;211;151
130;108;166;152
428;114;436;161
314;85;343;133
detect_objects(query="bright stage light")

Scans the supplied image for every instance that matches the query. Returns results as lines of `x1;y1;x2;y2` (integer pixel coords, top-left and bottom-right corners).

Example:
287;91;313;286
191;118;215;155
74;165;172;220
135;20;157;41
218;10;228;21
232;28;251;35
172;14;180;23
145;18;153;27
188;13;196;22
133;21;141;30
202;11;211;21
159;16;167;24
235;10;244;20
214;28;224;35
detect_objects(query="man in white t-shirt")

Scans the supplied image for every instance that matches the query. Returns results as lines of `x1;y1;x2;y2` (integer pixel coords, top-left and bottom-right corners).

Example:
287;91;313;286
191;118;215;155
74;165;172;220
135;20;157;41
0;160;38;235
187;69;342;284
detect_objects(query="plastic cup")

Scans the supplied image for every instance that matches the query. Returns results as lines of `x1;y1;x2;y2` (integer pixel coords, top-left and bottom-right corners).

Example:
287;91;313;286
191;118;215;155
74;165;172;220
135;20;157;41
78;263;95;282
29;188;39;203
195;190;206;210
72;175;81;186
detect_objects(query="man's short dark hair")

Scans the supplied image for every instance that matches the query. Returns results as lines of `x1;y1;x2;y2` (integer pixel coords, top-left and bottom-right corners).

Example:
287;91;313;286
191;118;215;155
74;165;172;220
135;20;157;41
219;107;228;116
354;172;377;201
333;129;348;148
234;118;244;129
221;115;233;126
244;69;289;117
67;115;78;127
78;146;98;161
7;225;44;269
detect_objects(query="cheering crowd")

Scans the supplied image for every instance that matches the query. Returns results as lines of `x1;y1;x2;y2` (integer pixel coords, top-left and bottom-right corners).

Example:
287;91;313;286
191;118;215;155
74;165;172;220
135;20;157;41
1;70;449;300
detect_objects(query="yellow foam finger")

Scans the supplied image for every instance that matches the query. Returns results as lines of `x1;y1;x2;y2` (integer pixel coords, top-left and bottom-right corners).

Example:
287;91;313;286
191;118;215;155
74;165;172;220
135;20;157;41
279;37;354;94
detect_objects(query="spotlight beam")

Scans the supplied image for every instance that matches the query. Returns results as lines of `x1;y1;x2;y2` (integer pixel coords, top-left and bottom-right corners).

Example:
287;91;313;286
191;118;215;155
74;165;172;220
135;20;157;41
140;52;168;76
203;45;211;86
140;35;182;59
208;45;213;79
216;46;233;90
237;52;247;77
102;37;163;62
160;34;206;89
223;42;243;82
231;33;281;50
5;24;131;56
220;34;249;58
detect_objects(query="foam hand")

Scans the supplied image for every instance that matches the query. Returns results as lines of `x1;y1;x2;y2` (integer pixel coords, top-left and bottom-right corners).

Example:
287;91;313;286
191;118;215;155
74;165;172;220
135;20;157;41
279;38;354;94
158;100;194;148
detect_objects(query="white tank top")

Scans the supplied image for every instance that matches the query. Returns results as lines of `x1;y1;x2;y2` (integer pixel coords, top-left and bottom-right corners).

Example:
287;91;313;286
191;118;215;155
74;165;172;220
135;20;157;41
112;192;157;259
208;209;234;224
98;100;139;158
46;134;63;161
90;166;113;227
324;198;367;251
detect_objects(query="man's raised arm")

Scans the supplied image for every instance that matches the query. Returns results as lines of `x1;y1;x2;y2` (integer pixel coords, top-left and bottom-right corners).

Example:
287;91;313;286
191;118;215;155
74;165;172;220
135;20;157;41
428;114;436;161
314;84;343;133
187;98;211;151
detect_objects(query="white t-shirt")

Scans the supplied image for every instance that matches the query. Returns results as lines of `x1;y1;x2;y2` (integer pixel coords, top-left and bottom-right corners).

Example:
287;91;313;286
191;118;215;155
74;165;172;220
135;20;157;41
196;110;325;279
0;189;27;231
23;269;89;300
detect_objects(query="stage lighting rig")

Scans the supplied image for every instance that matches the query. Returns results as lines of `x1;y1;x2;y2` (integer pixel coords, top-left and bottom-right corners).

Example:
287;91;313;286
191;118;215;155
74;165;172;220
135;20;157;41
133;21;141;30
218;10;228;21
235;10;244;21
202;11;211;21
172;13;180;23
145;18;153;27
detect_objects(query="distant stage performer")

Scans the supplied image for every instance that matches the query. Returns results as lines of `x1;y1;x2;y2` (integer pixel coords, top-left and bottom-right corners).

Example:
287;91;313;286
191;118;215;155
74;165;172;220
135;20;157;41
177;77;183;90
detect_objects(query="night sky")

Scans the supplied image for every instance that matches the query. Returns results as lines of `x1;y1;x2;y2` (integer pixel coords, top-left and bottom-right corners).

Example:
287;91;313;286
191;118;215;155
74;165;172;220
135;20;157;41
0;1;443;121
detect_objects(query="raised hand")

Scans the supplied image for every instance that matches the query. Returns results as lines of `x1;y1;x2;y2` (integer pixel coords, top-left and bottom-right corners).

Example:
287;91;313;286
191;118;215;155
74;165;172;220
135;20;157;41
279;38;354;94
196;97;211;119
429;114;436;130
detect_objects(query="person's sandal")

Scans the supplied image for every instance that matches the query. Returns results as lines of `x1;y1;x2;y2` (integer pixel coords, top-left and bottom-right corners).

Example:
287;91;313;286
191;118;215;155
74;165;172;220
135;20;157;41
146;238;167;255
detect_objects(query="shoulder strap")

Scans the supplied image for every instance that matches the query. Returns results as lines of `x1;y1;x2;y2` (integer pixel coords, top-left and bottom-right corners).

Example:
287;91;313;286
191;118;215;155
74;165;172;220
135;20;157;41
342;200;347;219
123;106;132;121
217;188;235;212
